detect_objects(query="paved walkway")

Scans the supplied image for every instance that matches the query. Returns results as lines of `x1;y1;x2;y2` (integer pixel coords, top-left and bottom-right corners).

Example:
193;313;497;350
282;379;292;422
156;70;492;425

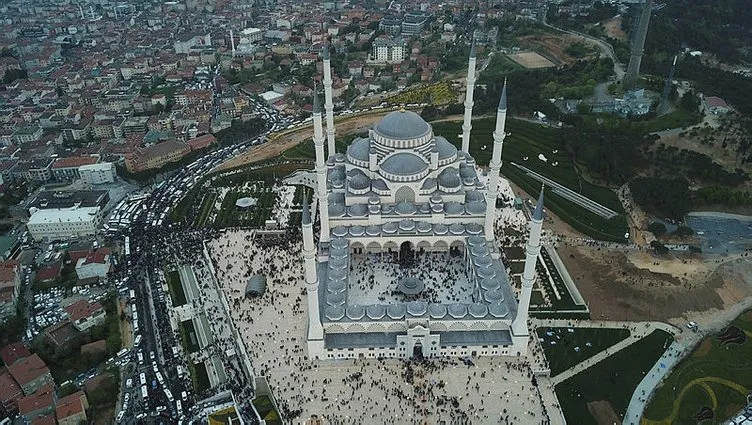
624;297;752;425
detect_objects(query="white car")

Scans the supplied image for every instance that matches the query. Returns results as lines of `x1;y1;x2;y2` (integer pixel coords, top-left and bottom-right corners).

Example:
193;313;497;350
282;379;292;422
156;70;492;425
125;378;133;388
115;411;125;423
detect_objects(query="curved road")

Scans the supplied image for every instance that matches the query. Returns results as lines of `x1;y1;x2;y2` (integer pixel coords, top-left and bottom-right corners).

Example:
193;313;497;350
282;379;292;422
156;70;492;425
541;20;625;81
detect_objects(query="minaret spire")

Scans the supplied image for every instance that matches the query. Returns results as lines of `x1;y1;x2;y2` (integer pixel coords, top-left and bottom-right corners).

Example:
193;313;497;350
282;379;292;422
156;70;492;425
322;41;336;157
460;38;477;153
512;184;544;339
623;0;654;89
484;79;508;242
312;83;330;243
301;193;324;349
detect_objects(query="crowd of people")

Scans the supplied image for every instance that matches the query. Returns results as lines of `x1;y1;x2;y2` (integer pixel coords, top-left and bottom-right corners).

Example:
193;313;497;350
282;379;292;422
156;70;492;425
206;229;556;424
349;251;475;305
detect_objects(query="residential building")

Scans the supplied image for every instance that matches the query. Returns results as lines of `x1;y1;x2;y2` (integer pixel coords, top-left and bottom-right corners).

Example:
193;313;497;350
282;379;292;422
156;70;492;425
379;19;402;36
26;206;103;241
704;96;731;114
0;260;22;323
401;12;430;35
173;33;211;54
56;391;89;425
8;354;53;396
79;163;116;185
12;126;43;144
0;372;22;416
13;158;54;182
124;140;191;173
64;300;105;332
51;156;100;181
17;383;54;423
371;37;407;64
74;248;112;281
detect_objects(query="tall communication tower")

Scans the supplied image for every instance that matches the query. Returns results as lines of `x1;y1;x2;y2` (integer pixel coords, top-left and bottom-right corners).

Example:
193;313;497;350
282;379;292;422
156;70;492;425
658;55;677;115
623;0;654;90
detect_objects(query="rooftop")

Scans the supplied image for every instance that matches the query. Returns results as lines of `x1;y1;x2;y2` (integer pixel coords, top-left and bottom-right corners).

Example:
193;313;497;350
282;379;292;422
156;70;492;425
8;354;49;386
64;300;103;322
373;110;431;140
29;190;108;210
28;207;101;225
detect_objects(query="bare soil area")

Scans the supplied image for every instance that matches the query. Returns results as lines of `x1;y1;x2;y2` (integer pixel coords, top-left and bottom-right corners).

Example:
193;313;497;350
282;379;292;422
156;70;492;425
559;242;752;322
517;33;598;65
214;111;391;171
587;400;621;425
601;17;627;41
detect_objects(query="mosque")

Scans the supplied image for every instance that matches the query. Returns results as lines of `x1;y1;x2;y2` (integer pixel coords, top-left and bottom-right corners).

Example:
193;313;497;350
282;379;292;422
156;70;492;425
296;43;545;361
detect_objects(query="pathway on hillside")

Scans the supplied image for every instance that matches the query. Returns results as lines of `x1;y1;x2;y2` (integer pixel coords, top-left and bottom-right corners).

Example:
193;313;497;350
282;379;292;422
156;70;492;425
531;319;678;385
623;297;752;424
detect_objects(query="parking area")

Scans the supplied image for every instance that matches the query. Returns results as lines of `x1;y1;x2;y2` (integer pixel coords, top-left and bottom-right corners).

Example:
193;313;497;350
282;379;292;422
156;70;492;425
685;212;752;254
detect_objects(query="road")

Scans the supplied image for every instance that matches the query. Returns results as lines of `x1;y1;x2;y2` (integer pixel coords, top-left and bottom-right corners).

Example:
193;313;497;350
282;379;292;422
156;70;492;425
541;19;625;81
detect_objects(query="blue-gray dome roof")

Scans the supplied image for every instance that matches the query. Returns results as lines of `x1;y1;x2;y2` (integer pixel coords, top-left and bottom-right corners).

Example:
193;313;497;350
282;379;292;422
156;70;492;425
435;136;457;159
381;153;427;176
350;172;370;190
347;137;370;161
438;168;461;188
374;110;431;140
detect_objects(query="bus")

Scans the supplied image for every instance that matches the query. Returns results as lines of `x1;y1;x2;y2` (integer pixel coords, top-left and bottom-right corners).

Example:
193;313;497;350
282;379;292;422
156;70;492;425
124;237;131;257
129;289;135;300
140;385;148;401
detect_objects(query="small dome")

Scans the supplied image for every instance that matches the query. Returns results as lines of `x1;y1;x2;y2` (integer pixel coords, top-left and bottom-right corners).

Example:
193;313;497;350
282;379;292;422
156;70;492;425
395;201;416;215
380;153;428;177
438;168;460;188
366;304;386;320
350;173;370;190
374;110;431;140
459;164;476;179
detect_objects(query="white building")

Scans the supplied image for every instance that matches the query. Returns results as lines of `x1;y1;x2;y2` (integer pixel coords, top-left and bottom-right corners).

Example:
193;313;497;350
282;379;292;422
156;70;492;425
371;37;406;64
296;54;541;361
74;248;112;280
79;163;116;185
26;206;102;241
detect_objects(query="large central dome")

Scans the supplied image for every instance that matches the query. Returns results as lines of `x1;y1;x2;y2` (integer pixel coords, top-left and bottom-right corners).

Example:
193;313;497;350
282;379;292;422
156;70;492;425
374;110;432;140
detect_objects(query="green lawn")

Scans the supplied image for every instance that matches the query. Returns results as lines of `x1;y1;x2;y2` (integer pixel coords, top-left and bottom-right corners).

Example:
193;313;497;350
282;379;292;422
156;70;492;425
192;360;211;393
180;319;200;353
166;269;187;307
643;311;752;425
195;192;217;227
536;327;631;376
432;118;628;241
556;330;673;425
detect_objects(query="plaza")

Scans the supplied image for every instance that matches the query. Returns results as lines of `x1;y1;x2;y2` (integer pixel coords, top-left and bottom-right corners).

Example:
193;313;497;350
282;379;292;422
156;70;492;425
206;230;554;425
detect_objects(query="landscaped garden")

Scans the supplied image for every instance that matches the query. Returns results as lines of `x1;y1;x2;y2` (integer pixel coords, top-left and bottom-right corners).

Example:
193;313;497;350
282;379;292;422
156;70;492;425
556;330;673;425
536;327;631;376
386;82;457;106
165;269;187;307
643;311;752;425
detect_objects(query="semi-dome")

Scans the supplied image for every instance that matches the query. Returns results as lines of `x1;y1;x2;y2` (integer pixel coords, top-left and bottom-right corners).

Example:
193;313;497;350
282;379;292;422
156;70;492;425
347;137;370;161
435;136;458;159
374;110;431;140
380;153;428;176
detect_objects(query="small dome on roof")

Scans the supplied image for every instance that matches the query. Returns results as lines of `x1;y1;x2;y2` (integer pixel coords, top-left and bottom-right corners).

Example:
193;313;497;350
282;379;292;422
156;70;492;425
374;110;431;140
350;173;370;190
438;168;461;188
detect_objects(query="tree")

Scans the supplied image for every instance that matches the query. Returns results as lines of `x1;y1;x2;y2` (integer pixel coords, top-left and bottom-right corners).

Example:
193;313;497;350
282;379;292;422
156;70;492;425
650;240;669;255
674;226;694;238
648;222;667;237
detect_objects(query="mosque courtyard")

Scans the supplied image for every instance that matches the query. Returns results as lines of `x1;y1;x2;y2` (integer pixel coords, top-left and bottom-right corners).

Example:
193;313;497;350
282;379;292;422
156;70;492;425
206;230;555;425
347;251;476;305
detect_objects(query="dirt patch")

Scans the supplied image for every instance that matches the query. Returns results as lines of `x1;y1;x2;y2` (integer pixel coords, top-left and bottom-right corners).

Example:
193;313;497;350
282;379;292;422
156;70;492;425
517;33;599;65
557;244;727;321
695;339;712;357
214;111;393;172
602;17;627;41
507;51;556;69
586;400;621;425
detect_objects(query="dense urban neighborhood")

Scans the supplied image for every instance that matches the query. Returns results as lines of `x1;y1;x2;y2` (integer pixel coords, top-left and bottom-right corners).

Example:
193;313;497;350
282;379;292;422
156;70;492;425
0;0;751;424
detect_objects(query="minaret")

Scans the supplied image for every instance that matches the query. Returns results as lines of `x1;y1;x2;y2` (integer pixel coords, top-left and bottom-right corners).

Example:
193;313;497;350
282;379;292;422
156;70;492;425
460;40;477;153
313;87;331;244
511;185;545;338
623;0;654;90
302;195;324;347
230;30;236;58
484;80;507;242
322;43;336;157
